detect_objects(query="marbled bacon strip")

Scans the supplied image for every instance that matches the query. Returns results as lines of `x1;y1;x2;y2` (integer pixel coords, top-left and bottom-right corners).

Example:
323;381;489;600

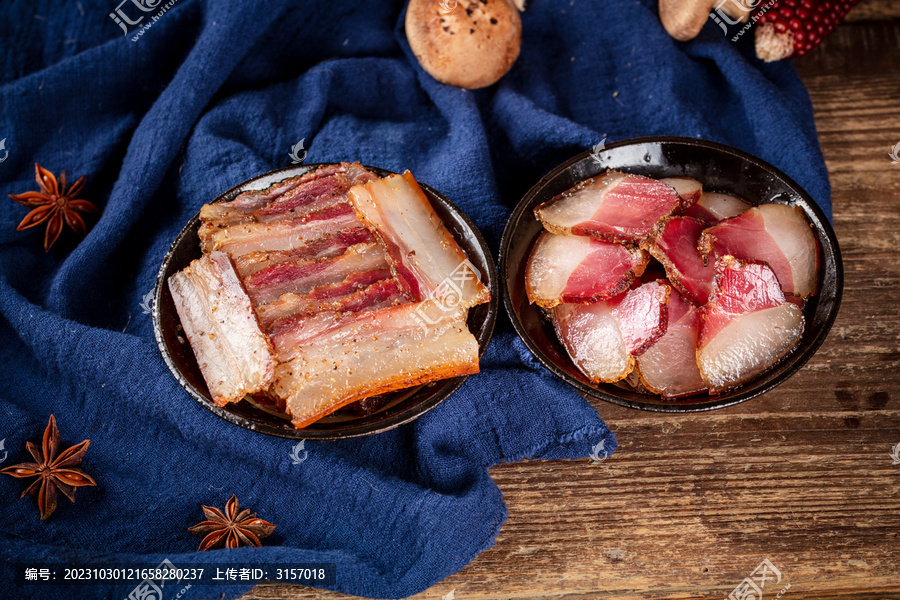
271;301;480;428
349;172;490;308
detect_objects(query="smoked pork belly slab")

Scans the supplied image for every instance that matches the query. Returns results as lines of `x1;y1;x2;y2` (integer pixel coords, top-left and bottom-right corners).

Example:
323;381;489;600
635;290;706;398
349;172;490;309
643;216;716;306
534;170;681;244
167;251;276;406
525;231;649;308
698;203;819;298
697;256;804;394
271;301;480;428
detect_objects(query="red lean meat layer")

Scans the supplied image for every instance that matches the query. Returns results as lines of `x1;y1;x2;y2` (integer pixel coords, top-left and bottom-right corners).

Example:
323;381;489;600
243;243;389;306
258;274;403;331
534;170;682;244
525;232;650;308
644;215;716;306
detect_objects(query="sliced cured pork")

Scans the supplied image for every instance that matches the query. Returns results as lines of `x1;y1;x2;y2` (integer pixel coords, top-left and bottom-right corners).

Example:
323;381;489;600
525;232;649;308
534;170;681;244
699;203;819;298
167;251;276;406
644;216;716;305
271;302;480;428
617;280;671;357
697;257;804;393
635;291;706;398
349;172;490;308
551;300;632;384
660;177;702;208
549;280;670;384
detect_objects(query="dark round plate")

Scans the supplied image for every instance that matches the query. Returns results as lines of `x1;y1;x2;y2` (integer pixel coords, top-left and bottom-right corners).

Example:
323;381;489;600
153;164;497;439
500;136;843;412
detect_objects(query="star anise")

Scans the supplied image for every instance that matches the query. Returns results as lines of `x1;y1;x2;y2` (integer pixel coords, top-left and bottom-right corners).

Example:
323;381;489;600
1;415;97;520
188;494;276;550
8;163;98;252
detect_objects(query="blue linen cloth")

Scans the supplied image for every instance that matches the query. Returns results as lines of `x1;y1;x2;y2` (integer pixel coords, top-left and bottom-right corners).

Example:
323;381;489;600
0;0;829;598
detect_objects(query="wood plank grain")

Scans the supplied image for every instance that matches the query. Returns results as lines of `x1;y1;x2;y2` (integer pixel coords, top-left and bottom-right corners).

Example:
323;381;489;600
240;19;900;600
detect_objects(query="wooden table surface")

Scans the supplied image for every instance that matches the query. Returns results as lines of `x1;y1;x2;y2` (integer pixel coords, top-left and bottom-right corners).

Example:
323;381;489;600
243;9;900;600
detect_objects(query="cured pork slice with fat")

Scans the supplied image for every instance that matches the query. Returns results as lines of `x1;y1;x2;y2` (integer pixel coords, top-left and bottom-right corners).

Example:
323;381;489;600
644;216;716;306
201;203;363;257
243;243;390;306
271;301;480;428
525;231;649;308
698;203;819;298
635;290;706;398
349;172;490;308
257;272;402;330
167;251;275;406
232;228;375;279
683;191;752;224
550;280;670;384
697;256;804;394
660;177;702;208
534;170;682;244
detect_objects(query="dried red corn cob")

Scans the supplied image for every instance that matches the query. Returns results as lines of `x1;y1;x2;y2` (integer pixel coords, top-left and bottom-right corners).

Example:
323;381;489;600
755;0;862;61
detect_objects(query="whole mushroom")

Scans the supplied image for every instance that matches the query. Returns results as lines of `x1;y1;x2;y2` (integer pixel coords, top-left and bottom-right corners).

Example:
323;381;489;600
659;0;751;41
405;0;523;89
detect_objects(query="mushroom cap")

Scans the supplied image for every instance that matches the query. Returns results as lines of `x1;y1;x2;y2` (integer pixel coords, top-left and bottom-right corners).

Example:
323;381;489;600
406;0;522;89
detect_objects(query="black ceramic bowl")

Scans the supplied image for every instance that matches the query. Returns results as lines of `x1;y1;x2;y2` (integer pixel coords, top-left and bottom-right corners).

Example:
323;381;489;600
500;136;842;412
154;164;497;439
